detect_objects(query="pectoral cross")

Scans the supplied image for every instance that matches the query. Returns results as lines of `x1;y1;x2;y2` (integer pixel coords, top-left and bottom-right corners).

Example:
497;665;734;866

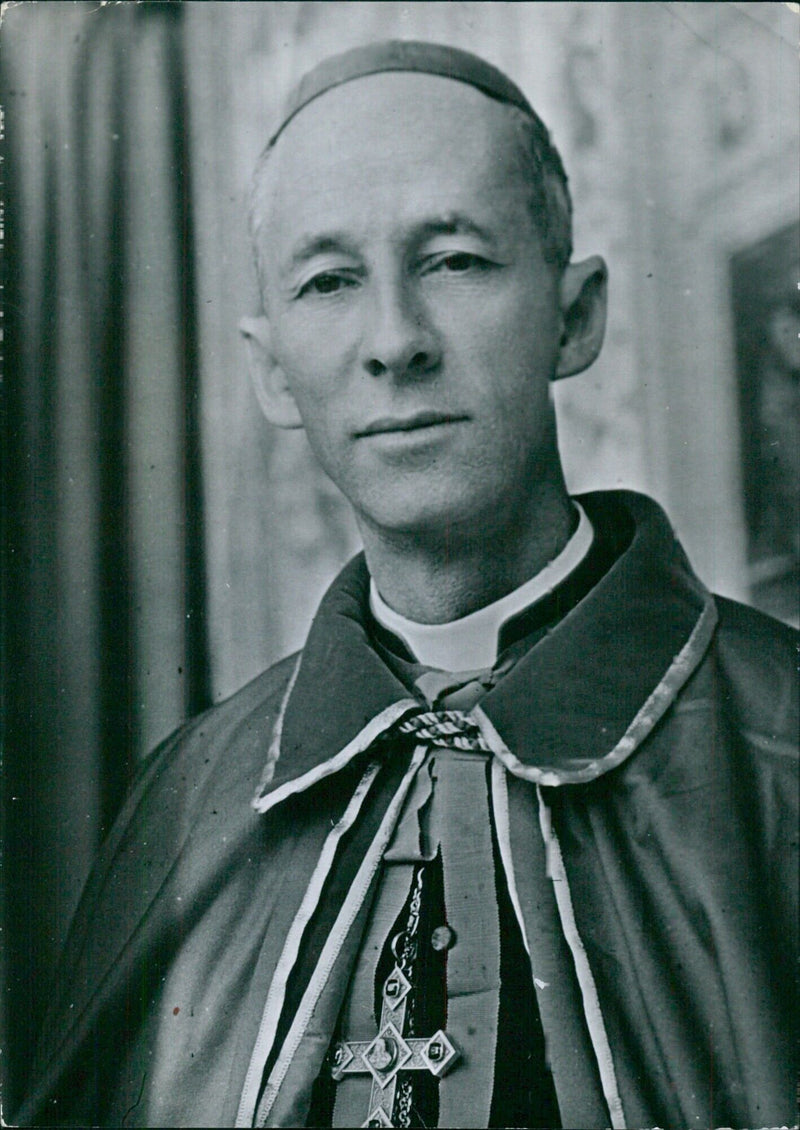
330;711;494;1128
330;960;459;1127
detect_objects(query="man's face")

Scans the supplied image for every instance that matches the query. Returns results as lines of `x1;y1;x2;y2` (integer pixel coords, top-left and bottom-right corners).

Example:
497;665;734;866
255;72;567;542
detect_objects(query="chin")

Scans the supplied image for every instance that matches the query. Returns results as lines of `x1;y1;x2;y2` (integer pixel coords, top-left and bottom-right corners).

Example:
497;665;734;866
356;485;501;545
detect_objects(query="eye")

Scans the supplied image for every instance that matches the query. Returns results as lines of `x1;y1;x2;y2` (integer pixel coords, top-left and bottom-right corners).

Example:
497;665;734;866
424;252;492;275
439;252;483;272
298;272;358;298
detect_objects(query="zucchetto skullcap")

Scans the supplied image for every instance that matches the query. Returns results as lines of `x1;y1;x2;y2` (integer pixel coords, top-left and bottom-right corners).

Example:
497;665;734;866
268;39;543;147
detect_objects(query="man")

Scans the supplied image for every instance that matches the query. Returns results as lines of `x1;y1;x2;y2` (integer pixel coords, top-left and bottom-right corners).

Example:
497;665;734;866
17;41;797;1129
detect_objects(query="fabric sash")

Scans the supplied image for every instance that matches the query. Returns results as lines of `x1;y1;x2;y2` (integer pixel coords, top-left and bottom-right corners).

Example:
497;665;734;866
434;750;501;1128
330;744;502;1127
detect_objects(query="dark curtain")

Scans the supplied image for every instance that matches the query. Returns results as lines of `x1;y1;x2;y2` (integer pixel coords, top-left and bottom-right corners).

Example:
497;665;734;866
2;2;210;1107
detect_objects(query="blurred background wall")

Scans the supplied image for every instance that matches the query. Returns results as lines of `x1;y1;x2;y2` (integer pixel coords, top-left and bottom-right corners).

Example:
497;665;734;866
2;0;798;1109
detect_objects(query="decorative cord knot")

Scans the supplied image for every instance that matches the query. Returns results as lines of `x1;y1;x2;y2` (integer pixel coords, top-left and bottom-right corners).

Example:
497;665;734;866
390;709;492;753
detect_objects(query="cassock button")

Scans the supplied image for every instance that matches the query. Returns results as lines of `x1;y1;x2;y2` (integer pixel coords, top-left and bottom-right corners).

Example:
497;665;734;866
430;925;456;952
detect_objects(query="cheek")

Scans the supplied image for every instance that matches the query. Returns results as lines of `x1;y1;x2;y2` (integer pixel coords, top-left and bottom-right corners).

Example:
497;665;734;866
438;282;558;358
466;319;558;416
277;309;359;391
276;343;351;466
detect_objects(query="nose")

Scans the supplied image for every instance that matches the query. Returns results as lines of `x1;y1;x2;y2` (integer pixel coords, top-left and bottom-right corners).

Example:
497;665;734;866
361;278;441;380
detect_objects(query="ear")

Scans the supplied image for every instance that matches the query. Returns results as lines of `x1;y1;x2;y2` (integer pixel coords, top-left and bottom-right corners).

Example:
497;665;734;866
239;314;304;429
554;255;608;380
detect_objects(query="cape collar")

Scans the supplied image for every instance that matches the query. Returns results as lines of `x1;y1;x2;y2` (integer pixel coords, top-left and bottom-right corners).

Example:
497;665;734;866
256;492;717;805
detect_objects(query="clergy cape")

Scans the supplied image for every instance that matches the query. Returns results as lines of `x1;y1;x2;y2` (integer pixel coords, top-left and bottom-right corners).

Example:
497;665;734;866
17;491;798;1129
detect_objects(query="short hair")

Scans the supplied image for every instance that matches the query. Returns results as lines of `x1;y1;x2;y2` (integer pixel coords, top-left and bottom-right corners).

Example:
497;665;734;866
248;67;573;295
503;102;573;271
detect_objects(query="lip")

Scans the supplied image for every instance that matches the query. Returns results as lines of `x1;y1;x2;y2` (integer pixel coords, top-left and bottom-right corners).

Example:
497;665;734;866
355;410;469;437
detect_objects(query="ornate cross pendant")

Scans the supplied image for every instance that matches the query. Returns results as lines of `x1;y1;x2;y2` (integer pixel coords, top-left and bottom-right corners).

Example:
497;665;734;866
331;963;459;1127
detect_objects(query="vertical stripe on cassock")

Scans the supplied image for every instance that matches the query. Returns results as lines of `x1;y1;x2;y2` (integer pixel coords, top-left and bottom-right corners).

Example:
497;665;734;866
249;745;428;1127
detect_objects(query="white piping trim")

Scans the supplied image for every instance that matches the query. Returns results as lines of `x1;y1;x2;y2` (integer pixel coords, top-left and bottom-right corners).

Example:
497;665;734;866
489;759;531;958
253;744;428;1127
251;698;418;814
252;653;302;805
536;786;626;1129
474;706;565;788
474;596;718;786
235;758;383;1128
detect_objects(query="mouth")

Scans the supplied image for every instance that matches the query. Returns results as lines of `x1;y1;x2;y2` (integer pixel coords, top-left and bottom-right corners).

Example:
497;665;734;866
355;411;469;438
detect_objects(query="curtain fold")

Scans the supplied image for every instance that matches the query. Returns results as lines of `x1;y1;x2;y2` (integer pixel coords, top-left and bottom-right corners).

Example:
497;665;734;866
2;2;209;1107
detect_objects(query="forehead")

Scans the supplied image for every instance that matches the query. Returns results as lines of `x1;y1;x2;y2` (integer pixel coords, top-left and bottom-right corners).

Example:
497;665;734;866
258;72;531;265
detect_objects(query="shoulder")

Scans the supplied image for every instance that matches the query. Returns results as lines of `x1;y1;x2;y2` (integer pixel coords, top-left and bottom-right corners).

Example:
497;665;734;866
69;651;305;957
166;651;301;759
121;651;302;826
715;593;797;653
710;595;797;755
712;595;797;692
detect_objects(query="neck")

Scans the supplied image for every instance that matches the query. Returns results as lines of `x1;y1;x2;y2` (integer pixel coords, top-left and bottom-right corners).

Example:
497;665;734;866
358;482;576;624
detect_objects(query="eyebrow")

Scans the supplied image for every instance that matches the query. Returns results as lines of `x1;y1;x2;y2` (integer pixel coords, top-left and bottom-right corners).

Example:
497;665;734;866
413;213;494;243
281;233;361;277
282;213;496;277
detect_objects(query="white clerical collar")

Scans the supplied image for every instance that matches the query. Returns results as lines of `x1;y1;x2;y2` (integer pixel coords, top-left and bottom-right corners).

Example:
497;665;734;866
369;502;594;671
